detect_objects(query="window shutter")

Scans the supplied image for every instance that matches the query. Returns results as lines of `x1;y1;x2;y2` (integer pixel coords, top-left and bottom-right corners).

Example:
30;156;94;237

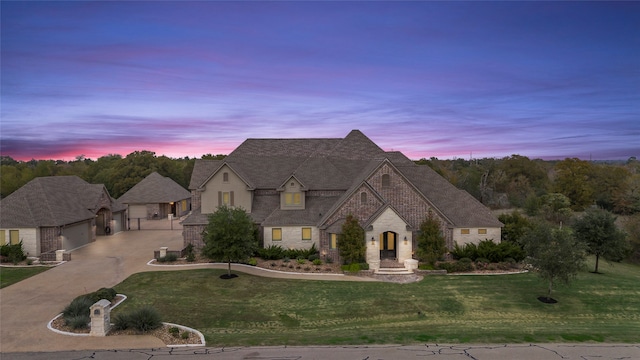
230;191;235;206
218;191;222;206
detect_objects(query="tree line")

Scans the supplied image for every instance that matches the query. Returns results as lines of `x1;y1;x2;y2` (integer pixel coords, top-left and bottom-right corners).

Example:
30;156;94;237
3;153;638;215
0;151;226;199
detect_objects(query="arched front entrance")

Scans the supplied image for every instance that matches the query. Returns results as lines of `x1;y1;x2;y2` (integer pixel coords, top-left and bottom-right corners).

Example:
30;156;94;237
380;231;397;260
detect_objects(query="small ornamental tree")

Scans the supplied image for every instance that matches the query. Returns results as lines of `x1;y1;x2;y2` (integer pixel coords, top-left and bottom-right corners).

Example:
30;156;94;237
573;208;629;273
338;214;366;265
521;222;587;302
416;211;446;265
201;205;257;278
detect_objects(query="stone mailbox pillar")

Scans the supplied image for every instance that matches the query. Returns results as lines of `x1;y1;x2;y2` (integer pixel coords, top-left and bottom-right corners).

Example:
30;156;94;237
159;247;168;258
90;299;111;336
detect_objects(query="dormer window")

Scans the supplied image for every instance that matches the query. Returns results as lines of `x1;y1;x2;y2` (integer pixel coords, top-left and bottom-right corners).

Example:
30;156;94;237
285;192;302;206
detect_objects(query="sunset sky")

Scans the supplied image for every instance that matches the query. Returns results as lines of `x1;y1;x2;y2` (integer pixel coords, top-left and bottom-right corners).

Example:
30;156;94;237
1;1;638;161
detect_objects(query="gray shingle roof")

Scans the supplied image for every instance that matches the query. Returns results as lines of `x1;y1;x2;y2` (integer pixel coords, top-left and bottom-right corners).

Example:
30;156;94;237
118;172;190;204
0;176;118;228
189;160;223;189
189;130;501;229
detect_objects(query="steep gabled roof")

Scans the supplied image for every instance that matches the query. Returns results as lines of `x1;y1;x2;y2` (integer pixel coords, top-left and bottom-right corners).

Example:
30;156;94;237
118;172;190;204
189;160;223;189
0;176;111;228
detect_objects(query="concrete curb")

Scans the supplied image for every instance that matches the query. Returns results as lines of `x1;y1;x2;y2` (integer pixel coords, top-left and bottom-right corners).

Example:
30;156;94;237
162;322;206;347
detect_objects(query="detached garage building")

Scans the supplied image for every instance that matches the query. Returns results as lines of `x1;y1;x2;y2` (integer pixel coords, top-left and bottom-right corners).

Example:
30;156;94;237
117;172;191;223
0;176;125;257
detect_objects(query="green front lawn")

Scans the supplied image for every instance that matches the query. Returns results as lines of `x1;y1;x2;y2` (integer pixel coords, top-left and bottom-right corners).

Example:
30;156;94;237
0;266;51;289
113;258;640;346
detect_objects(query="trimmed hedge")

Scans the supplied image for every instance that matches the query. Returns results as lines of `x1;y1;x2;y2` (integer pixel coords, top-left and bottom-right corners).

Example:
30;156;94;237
451;240;525;263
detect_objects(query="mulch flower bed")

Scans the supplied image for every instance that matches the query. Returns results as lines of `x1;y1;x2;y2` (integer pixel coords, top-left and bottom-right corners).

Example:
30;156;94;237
50;295;202;346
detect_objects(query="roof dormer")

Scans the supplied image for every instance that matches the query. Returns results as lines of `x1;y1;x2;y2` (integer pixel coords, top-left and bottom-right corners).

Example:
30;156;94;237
278;175;306;210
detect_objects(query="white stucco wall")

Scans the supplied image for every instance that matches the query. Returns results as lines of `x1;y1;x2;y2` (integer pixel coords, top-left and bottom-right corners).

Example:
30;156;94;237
365;207;413;269
0;228;39;256
201;164;252;214
264;226;319;250
452;227;501;246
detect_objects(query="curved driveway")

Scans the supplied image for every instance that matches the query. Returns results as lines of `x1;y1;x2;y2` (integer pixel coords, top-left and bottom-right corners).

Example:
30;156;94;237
0;224;369;353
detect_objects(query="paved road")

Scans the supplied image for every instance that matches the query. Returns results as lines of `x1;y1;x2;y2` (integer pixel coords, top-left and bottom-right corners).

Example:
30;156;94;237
4;343;640;360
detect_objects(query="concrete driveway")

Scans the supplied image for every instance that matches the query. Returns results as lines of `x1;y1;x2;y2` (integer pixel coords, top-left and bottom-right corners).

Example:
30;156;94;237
0;227;185;353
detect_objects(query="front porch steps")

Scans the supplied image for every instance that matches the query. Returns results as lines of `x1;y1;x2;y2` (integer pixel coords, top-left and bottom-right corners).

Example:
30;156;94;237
374;267;415;275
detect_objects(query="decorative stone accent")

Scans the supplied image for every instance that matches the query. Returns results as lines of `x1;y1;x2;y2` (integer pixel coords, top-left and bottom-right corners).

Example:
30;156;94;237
55;250;65;262
90;299;111;336
404;259;419;271
159;247;168;258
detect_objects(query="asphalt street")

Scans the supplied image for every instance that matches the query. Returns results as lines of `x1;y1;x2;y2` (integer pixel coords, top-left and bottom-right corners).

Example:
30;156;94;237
4;343;640;360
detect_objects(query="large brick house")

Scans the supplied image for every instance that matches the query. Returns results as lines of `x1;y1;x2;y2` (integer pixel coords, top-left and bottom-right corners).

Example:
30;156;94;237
182;130;502;269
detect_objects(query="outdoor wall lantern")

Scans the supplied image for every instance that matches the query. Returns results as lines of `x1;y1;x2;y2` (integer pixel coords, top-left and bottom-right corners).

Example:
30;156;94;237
404;236;408;245
371;236;375;245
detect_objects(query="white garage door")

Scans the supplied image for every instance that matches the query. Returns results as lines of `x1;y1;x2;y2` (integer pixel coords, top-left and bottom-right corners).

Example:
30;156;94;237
128;205;147;219
62;221;92;250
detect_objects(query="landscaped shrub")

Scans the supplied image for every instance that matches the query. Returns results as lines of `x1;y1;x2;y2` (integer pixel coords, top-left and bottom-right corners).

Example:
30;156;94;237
451;242;477;260
297;258;306;264
247;257;258;266
312;259;322;266
113;306;162;333
157;253;178;263
63;296;94;319
88;287;117;303
169;326;180;337
257;245;285;260
62;296;93;329
0;242;26;264
65;314;90;330
436;258;474;273
185;243;196;262
341;263;369;272
451;240;525;263
181;331;190;339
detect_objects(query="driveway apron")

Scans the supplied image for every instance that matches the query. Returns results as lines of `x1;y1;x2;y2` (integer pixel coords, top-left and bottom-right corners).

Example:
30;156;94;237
0;228;184;353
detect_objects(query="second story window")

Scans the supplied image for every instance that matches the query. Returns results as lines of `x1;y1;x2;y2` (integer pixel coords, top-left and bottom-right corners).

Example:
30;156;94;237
381;174;390;188
285;192;302;206
360;192;367;205
223;172;229;183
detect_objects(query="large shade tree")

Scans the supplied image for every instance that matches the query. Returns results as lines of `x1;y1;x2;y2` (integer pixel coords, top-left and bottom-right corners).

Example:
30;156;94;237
521;222;587;302
573;208;629;273
202;205;257;278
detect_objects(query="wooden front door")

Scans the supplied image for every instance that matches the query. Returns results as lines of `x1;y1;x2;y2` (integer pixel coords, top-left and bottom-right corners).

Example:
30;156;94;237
380;231;397;259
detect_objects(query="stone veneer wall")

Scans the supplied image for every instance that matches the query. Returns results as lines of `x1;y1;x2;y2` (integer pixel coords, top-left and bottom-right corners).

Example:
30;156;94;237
40;227;60;255
183;224;206;249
